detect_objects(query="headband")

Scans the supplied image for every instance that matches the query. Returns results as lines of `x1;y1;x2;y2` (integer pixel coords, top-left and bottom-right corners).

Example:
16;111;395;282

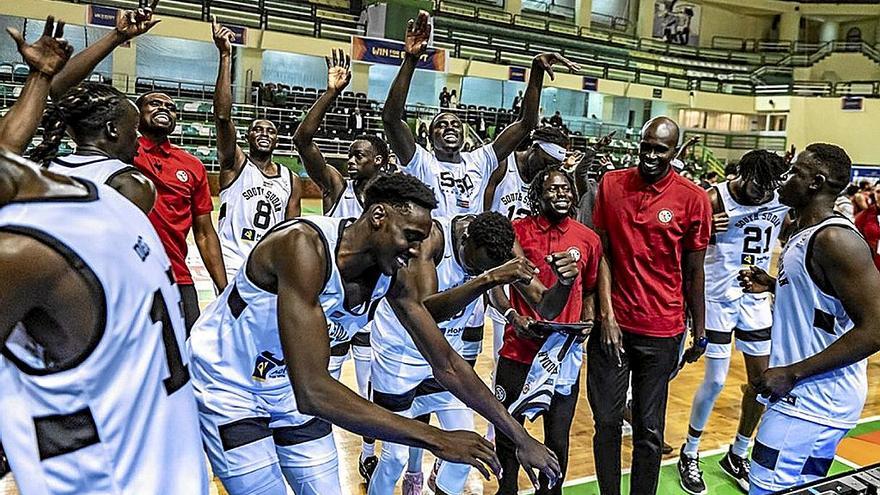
537;141;566;161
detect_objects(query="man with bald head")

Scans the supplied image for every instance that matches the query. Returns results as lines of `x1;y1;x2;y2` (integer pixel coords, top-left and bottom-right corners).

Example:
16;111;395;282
588;116;712;494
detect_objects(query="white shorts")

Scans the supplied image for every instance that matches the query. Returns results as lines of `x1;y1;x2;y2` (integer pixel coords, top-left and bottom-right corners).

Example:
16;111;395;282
370;348;468;417
749;408;848;494
328;341;350;376
351;331;372;361
705;294;773;358
461;300;486;361
193;382;337;478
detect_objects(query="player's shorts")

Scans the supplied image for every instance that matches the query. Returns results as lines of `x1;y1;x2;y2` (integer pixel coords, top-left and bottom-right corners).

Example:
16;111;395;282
705;293;772;358
193;382;336;478
370;348;471;418
749;408;849;494
350;331;372;361
461;300;486;361
328;341;350;377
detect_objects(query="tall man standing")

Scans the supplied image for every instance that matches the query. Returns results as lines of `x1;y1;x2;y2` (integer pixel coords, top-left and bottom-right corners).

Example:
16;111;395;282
739;144;880;494
589;116;712;494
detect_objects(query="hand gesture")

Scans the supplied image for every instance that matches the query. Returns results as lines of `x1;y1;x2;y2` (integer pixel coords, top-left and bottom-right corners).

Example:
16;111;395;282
596;131;616;150
511;314;540;340
404;10;432;57
754;366;796;402
116;0;161;40
516;436;562;491
737;266;774;293
680;337;706;364
546;251;579;286
712;211;730;234
211;15;235;54
600;317;625;366
430;429;501;481
6;16;73;78
532;52;580;80
487;256;538;286
784;144;796;165
324;48;352;93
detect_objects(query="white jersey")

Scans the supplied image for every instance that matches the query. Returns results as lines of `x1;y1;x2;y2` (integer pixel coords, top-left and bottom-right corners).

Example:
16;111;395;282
705;182;789;301
218;160;294;277
189;216;392;392
768;216;865;429
403;144;497;216
372;216;476;365
0;180;207;495
488;154;531;220
46;153;136;186
328;180;364;218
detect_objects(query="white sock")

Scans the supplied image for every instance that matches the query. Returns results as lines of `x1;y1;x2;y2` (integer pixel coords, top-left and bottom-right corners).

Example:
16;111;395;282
361;442;375;460
683;433;701;458
731;433;751;458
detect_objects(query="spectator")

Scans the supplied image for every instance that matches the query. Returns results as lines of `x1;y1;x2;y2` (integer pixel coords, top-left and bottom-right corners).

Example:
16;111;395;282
450;89;459;107
589;116;711;495
834;184;859;221
349;107;365;137
512;90;523;114
476;112;488;140
549;111;564;128
699;171;719;189
855;181;880;272
724;162;738;181
259;82;276;106
854;179;874;214
574;132;615;230
439;86;450;108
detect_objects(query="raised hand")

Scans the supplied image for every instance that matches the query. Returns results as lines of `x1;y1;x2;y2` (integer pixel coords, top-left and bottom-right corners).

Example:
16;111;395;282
487;256;538;285
6;16;73;78
211;15;235;54
116;0;161;40
324;48;352;93
596;130;616;150
737;265;775;294
545;251;579;286
429;429;501;481
516;436;562;491
532;52;580;81
404;10;432;57
784;144;796;165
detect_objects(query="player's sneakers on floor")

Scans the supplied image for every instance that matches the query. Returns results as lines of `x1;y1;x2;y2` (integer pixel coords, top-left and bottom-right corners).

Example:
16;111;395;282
677;446;707;495
359;455;378;485
719;448;751;492
0;444;8;480
403;471;424;495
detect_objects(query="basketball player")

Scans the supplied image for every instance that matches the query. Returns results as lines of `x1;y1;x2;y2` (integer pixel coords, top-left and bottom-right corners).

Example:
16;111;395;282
738;143;880;494
293;48;390;477
0;16;71;154
30;82;155;214
383;10;579;217
677;150;790;494
368;211;580;495
188;174;561;495
0;150;208;494
212;18;302;279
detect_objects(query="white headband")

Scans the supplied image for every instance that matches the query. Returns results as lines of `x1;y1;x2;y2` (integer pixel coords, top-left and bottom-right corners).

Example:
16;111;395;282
537;141;566;161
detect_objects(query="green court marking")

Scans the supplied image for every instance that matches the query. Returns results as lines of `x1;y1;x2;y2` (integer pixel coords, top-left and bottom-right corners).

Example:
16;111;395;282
555;419;880;495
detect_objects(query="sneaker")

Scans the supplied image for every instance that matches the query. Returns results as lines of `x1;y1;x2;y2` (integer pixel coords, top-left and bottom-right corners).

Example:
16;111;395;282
426;458;441;492
358;455;378;485
403;471;424;495
662;441;674;456
677;446;707;495
0;444;8;480
719;448;750;492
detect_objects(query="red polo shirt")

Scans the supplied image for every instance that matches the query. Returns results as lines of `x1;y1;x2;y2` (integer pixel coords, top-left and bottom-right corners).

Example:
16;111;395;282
499;215;602;364
855;205;880;272
134;136;214;285
593;168;711;337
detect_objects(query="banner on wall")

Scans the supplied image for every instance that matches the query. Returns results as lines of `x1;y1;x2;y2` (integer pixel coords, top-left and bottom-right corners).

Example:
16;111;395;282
841;96;864;111
652;0;701;47
87;5;119;28
509;67;526;82
351;35;446;72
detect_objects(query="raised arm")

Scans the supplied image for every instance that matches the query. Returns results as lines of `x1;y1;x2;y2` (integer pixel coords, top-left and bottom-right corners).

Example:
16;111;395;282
0;18;72;154
285;173;303;219
758;227;880;401
387;266;561;489
292;49;348;210
211;17;246;186
492;53;579;162
275;231;500;478
381;12;431;166
50;2;160;99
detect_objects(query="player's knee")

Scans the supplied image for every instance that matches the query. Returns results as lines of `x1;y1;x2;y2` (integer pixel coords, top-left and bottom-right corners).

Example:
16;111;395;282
378;442;409;472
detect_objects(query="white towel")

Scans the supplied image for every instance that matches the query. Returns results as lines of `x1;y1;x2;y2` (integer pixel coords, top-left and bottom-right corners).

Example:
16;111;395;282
508;332;581;421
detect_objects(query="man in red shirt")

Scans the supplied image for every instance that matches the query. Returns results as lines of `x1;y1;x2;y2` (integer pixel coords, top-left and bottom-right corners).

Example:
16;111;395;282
491;165;602;494
134;91;227;332
589;116;711;494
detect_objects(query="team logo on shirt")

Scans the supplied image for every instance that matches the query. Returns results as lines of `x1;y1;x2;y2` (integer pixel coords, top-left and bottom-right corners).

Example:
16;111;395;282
176;170;189;183
566;247;582;263
133;236;151;261
252;351;287;381
495;385;506;402
658;209;673;224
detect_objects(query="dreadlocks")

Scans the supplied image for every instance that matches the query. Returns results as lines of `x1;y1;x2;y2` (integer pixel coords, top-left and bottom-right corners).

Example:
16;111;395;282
527;164;578;218
29;83;131;165
736;149;788;192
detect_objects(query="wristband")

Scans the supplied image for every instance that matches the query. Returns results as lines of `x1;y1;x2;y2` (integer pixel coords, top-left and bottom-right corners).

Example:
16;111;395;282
504;308;517;322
